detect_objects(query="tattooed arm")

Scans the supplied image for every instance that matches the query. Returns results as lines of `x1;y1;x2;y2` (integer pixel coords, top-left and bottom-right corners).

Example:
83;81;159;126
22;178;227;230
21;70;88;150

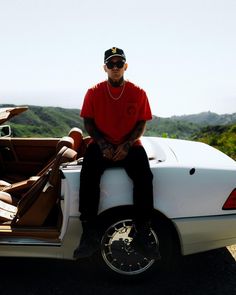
83;118;114;159
112;120;146;161
125;120;146;147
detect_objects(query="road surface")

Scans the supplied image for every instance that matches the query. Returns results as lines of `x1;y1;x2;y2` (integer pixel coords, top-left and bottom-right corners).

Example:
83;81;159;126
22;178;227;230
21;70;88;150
1;246;236;295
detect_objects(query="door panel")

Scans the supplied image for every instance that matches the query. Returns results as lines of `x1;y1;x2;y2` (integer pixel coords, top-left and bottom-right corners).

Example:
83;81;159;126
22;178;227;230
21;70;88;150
0;138;59;181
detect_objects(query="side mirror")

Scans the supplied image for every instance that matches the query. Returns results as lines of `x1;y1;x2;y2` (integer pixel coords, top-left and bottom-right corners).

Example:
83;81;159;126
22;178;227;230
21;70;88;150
0;125;11;137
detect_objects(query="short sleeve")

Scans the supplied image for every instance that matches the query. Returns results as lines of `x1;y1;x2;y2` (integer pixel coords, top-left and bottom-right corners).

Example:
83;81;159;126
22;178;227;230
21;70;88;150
138;90;152;121
80;89;94;119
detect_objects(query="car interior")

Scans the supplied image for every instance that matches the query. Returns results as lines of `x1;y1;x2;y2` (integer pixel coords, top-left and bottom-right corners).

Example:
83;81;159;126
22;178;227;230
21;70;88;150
0;127;89;242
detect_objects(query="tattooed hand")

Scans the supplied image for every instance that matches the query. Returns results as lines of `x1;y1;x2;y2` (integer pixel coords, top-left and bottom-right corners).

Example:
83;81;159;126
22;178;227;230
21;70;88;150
100;142;115;160
112;141;131;161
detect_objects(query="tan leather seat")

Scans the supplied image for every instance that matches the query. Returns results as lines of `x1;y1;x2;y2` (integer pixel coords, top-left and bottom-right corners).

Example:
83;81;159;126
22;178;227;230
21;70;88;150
68;127;93;158
68;127;83;152
0;191;17;206
0;136;75;191
0;180;11;189
56;136;74;152
0;146;77;225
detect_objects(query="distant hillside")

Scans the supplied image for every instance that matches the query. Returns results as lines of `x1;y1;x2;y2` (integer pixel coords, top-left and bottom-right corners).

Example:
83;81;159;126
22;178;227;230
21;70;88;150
146;116;200;138
170;111;236;126
1;104;235;159
3;105;84;137
1;104;208;138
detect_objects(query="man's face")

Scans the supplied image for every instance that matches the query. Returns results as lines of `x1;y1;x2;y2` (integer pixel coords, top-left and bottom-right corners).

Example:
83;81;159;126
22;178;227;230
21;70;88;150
104;57;128;82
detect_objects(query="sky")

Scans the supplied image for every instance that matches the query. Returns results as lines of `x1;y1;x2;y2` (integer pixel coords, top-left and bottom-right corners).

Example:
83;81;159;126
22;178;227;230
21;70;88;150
0;0;235;117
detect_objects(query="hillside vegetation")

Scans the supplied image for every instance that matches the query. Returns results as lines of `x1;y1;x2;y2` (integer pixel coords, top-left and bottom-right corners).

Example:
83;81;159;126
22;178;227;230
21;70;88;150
1;104;236;160
192;124;236;160
6;105;84;137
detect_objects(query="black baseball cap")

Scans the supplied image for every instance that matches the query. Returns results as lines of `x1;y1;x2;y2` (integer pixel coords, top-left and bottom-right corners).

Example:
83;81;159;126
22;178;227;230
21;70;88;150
104;47;126;63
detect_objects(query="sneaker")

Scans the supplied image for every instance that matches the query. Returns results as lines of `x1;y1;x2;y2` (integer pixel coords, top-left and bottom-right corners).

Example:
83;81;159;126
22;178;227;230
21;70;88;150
131;225;161;260
73;225;100;259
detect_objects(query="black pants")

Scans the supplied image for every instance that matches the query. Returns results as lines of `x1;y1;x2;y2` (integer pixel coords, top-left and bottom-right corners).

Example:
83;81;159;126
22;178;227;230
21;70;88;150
79;143;153;226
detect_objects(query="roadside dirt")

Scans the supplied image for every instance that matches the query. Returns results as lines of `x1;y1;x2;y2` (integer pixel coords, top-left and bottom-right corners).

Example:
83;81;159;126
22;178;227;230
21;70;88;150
227;245;236;260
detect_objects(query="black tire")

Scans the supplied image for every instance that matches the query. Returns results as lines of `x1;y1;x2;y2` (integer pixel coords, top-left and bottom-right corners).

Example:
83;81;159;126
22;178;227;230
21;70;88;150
97;210;178;278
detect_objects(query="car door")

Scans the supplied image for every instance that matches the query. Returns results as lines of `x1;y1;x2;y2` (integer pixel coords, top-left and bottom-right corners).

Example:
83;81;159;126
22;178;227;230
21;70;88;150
0;137;59;182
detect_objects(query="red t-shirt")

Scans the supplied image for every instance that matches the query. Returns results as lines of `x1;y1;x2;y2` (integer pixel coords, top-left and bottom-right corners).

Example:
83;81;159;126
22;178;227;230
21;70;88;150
80;81;152;145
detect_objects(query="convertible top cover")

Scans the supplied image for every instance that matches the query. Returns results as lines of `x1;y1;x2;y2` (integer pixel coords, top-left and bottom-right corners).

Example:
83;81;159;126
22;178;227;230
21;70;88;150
0;106;28;125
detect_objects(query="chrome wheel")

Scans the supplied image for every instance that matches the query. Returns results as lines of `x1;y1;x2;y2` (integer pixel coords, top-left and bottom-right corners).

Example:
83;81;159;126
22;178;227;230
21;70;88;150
101;219;159;276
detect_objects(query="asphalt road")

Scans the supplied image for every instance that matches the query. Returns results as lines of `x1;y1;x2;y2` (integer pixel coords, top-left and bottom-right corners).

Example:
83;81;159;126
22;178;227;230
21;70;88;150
1;247;236;295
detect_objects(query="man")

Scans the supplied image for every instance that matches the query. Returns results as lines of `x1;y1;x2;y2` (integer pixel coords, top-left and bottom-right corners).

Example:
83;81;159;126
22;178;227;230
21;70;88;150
74;47;159;259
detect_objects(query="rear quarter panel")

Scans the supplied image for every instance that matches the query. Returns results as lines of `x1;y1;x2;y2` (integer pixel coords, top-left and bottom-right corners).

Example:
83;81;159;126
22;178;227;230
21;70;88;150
154;164;236;218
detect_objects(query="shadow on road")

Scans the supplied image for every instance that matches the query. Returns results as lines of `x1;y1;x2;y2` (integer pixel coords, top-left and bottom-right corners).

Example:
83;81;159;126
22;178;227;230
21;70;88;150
0;248;236;295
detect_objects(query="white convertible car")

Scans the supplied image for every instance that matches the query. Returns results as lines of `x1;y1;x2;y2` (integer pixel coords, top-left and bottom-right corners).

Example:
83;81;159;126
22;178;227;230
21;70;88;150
0;106;235;277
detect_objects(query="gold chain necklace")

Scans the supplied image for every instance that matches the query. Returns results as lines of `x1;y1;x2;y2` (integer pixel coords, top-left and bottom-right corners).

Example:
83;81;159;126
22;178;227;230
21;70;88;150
106;81;126;100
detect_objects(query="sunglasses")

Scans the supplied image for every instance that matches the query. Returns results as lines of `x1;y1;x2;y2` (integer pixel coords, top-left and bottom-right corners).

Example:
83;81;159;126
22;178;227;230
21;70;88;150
106;60;125;69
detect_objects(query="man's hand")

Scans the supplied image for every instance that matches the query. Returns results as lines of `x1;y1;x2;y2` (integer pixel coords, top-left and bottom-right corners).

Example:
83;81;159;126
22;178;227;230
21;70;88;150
111;120;146;161
112;141;131;162
100;142;115;160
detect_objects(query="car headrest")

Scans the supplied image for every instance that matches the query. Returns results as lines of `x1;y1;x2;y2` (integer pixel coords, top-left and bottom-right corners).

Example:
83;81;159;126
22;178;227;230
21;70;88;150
68;127;83;152
56;136;74;152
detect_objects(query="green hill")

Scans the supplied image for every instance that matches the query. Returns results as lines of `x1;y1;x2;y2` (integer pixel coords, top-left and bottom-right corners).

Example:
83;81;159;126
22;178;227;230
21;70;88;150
4;105;84;137
170;111;236;126
1;104;235;160
146;116;200;138
2;104;205;139
192;124;236;160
